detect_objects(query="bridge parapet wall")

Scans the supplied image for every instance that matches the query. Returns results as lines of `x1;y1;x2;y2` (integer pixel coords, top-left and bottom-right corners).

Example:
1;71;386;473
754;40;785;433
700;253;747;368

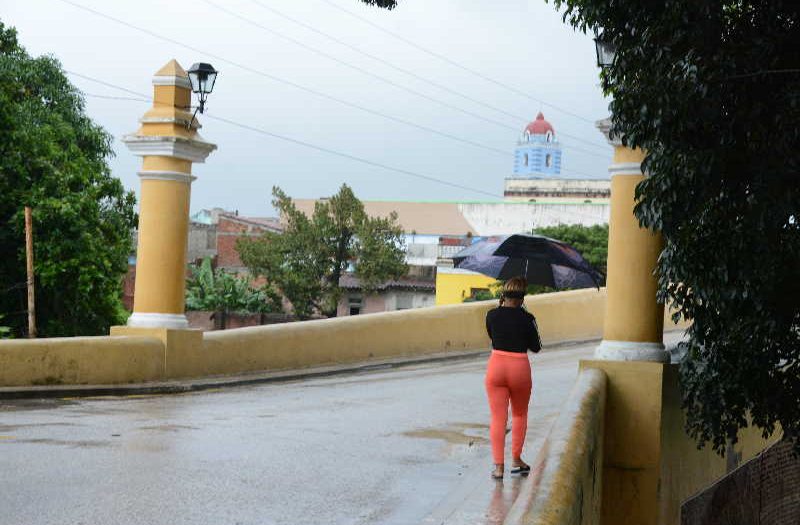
0;336;164;387
191;288;608;378
505;367;607;525
504;360;779;525
0;287;677;387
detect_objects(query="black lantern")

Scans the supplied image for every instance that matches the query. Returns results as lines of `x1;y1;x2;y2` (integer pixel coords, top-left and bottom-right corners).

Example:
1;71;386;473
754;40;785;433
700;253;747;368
187;62;218;114
593;36;616;68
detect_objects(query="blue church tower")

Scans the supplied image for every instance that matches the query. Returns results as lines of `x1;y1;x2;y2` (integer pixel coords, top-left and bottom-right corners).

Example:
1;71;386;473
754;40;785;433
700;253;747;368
512;112;562;176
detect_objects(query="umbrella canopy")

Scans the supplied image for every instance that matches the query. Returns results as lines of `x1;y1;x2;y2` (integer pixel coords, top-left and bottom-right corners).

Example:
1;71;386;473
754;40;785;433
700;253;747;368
452;234;603;290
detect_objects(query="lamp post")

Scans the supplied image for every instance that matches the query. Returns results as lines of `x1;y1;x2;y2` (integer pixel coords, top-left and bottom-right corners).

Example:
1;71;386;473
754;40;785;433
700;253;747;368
594;35;616;68
118;59;217;330
187;62;218;128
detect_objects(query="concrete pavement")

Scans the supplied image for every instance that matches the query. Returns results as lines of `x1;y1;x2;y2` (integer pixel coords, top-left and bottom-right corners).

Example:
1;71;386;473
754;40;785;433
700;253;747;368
0;335;683;525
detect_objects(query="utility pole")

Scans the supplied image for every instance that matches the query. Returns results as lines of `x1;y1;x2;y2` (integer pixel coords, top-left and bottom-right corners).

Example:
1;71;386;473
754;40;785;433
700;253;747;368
24;206;36;338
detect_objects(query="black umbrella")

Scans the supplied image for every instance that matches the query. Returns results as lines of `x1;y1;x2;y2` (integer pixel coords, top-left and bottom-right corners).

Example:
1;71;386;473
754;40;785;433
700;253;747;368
452;234;603;289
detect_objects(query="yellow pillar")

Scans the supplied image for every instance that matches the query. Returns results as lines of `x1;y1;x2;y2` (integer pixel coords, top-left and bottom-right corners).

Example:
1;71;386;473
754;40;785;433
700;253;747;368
594;119;667;362
122;60;216;329
580;118;669;525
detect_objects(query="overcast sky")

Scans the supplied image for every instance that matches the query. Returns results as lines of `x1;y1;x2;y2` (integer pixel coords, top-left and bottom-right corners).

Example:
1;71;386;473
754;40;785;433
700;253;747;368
4;0;611;216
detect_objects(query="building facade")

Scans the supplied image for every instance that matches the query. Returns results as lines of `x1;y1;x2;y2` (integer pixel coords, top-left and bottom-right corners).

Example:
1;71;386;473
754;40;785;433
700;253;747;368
512;112;562;177
294;113;613;309
505;113;610;203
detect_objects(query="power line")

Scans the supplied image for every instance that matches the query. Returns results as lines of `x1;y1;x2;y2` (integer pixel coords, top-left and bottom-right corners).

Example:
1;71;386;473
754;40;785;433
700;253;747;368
67;70;153;99
245;0;611;155
319;0;603;128
201;0;517;134
55;0;510;159
81;92;152;102
205;114;507;199
202;1;611;166
55;0;607;174
69;74;505;199
70;72;607;202
1;282;28;295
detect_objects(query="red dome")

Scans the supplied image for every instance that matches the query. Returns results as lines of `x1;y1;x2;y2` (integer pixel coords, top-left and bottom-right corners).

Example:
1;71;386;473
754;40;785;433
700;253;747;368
525;112;555;135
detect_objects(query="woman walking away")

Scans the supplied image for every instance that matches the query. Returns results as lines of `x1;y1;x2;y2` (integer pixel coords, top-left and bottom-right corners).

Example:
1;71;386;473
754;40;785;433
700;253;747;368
484;276;541;479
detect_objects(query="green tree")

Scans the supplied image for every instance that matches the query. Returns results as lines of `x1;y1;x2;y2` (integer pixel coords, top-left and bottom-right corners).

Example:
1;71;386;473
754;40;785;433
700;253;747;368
359;0;398;8
185;258;281;328
553;1;800;451
0;22;136;337
460;225;608;303
237;185;407;319
0;314;11;339
534;223;608;275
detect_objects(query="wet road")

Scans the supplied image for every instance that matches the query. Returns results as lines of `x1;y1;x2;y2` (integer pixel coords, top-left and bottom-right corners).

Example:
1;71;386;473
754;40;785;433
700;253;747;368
0;338;678;525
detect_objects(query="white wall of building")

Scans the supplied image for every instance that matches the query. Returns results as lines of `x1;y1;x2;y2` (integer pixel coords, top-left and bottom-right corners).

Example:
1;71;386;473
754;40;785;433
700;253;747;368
458;202;609;236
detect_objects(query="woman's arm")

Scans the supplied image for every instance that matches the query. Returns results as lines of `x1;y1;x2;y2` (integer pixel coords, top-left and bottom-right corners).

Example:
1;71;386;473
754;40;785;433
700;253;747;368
528;314;542;353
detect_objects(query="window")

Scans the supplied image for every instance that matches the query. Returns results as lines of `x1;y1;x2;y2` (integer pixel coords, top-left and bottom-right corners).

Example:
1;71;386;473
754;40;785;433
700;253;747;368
523;153;529;166
545;154;552;168
348;296;362;316
470;287;490;300
546;131;553;142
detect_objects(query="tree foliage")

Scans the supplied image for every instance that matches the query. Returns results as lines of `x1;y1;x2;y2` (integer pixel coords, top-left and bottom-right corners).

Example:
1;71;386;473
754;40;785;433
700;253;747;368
534;223;608;275
0;22;137;337
553;1;800;452
237;185;407;319
0;314;11;339
358;0;398;9
461;224;608;303
185;257;281;315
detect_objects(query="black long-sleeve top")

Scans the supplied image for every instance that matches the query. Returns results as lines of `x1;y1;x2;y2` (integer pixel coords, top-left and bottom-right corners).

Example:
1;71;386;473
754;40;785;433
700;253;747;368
485;306;542;353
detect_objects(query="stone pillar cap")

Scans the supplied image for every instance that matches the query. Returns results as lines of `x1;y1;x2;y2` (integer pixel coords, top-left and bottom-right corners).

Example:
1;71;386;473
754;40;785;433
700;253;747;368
596;117;622;146
153;59;191;89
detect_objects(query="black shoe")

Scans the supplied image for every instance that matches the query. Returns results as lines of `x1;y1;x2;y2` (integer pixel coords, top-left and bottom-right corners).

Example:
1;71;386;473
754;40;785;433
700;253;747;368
510;465;530;475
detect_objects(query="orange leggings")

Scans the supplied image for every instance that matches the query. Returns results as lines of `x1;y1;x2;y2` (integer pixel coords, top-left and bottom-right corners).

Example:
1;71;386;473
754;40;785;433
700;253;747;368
485;350;532;464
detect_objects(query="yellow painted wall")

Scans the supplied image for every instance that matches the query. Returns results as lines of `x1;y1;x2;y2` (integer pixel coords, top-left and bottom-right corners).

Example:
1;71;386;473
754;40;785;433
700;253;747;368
603;173;664;343
506;368;606;525
0;288;686;387
581;359;666;525
506;361;778;525
133;178;192;314
0;336;164;387
657;365;779;525
566;360;778;525
184;288;609;378
435;271;499;305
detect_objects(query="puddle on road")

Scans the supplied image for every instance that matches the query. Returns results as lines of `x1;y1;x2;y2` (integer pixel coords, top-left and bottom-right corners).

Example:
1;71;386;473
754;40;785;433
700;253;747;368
138;424;198;433
7;437;112;448
0;421;80;432
0;398;78;412
402;422;489;447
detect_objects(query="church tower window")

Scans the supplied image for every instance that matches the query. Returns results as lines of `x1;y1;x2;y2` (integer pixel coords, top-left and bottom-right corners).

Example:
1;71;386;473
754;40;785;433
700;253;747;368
523;153;529;166
545;154;552;168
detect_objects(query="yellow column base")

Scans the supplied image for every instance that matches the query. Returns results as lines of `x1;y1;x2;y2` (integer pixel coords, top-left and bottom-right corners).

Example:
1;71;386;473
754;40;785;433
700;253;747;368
110;325;203;379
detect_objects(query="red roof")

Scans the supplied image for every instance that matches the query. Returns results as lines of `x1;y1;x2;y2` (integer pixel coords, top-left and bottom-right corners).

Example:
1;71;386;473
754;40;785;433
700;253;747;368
525;112;554;135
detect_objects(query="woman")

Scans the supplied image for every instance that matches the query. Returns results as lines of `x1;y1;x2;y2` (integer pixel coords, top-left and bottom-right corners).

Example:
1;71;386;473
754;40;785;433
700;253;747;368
484;276;541;479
